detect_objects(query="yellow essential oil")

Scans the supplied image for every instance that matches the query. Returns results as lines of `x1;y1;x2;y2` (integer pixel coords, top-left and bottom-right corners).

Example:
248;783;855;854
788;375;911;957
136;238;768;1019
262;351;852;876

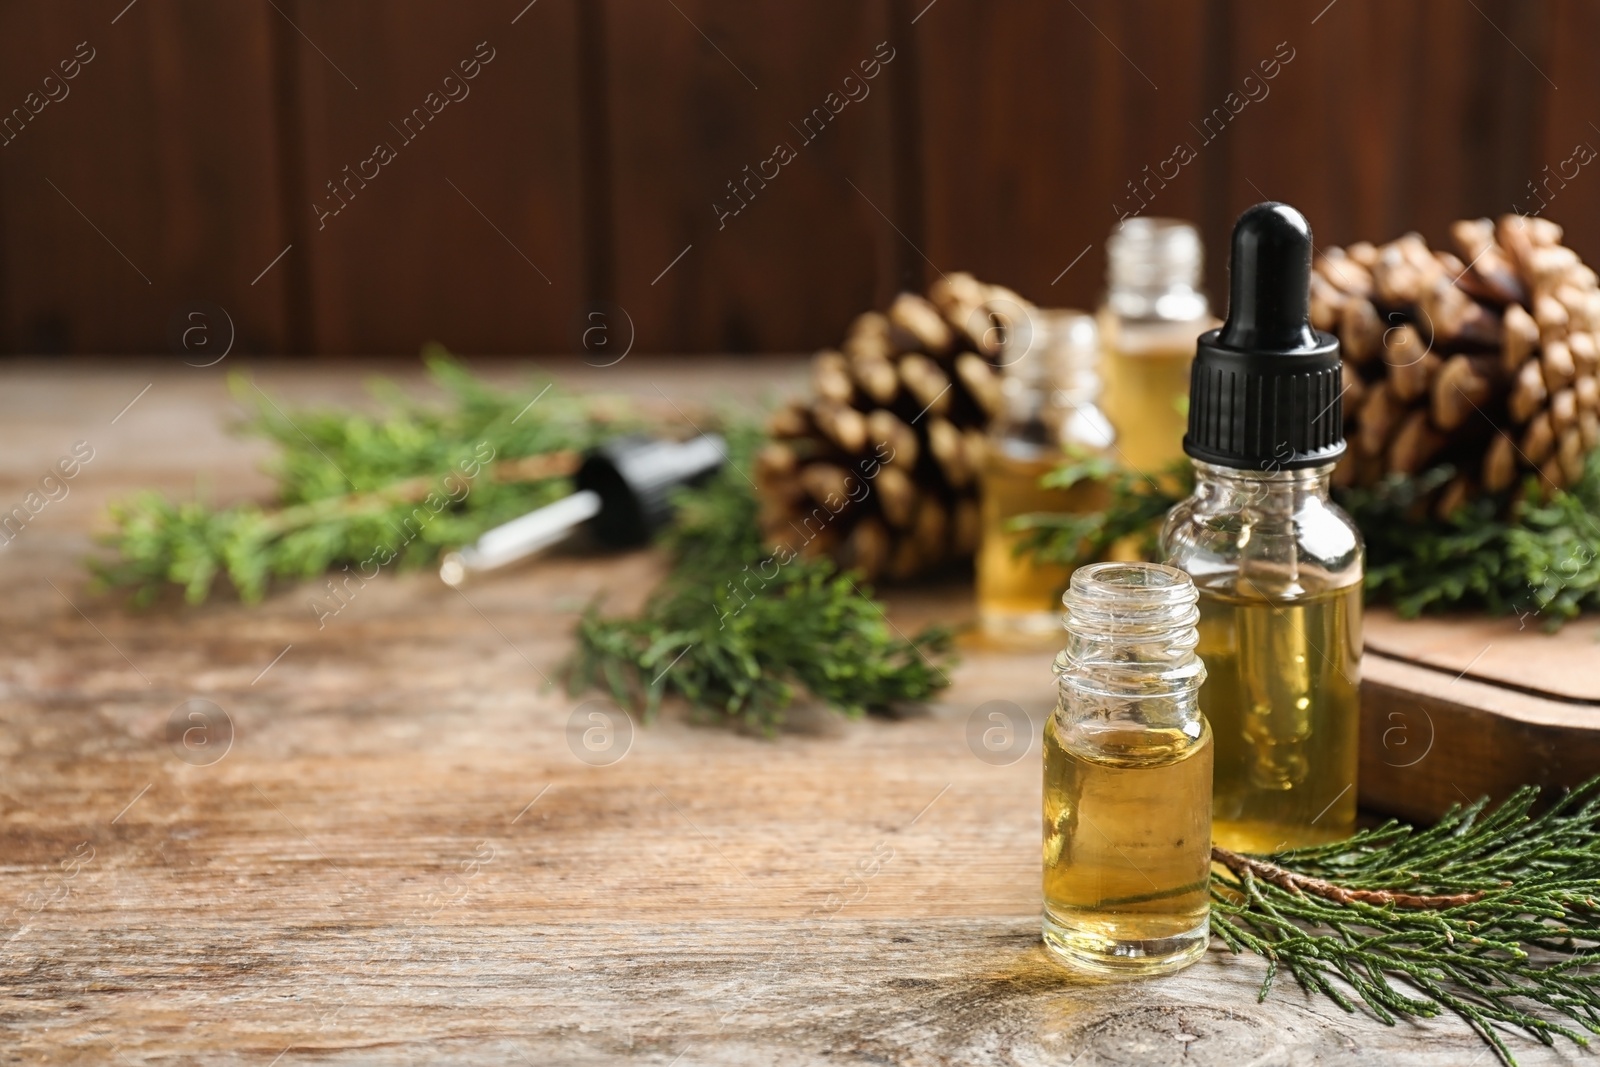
977;448;1105;640
1098;218;1212;477
1195;584;1362;852
1097;319;1203;475
1041;562;1211;977
976;310;1114;643
1160;203;1366;857
1042;718;1212;973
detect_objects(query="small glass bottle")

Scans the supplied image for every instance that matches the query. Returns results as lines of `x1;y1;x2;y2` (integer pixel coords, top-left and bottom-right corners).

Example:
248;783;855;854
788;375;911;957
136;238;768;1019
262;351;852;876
1042;561;1211;977
1161;203;1364;854
1098;218;1214;476
977;311;1115;643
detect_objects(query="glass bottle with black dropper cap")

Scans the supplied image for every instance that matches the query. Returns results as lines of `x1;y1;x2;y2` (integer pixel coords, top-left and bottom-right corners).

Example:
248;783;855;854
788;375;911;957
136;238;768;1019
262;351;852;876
1160;203;1364;853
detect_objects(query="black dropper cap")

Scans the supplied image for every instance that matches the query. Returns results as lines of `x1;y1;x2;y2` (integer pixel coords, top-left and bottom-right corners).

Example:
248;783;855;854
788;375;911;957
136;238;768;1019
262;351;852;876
1183;202;1345;471
575;433;727;547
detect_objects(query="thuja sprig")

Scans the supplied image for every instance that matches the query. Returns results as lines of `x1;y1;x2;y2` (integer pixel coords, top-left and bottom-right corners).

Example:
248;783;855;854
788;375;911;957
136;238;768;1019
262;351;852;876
1342;451;1600;626
1212;778;1600;1065
1008;455;1190;565
564;424;954;732
93;351;637;605
1013;451;1600;628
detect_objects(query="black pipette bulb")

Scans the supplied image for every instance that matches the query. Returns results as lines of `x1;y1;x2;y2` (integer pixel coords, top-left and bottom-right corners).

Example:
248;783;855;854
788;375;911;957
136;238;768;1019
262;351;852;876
1183;202;1345;471
439;433;725;585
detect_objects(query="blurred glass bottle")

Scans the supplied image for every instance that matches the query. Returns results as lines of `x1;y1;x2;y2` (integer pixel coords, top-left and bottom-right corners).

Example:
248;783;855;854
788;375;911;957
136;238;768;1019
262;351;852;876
977;310;1114;643
1098;219;1213;476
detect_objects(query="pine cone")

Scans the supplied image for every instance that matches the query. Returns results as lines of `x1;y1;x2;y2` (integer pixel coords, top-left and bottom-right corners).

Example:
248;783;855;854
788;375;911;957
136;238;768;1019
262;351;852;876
1315;216;1600;517
758;274;1021;581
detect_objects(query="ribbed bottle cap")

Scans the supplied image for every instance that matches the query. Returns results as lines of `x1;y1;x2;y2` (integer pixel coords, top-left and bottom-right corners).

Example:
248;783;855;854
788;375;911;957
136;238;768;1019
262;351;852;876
1183;202;1345;471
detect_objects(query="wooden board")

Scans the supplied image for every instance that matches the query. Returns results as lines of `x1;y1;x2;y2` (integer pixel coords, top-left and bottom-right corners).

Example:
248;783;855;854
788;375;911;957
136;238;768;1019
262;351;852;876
916;0;1209;313
0;0;291;354
285;0;587;356
2;2;1596;355
601;0;900;353
1;358;1595;1065
1540;0;1600;267
1366;611;1600;703
1362;610;1600;825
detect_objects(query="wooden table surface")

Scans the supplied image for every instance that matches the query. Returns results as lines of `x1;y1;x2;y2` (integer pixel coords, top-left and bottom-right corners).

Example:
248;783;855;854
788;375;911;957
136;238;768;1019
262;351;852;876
0;358;1582;1066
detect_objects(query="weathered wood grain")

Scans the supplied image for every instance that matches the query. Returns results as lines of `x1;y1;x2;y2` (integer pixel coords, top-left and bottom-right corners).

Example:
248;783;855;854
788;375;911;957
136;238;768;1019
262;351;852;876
1365;611;1600;703
1360;604;1600;824
1540;0;1600;269
0;360;1586;1065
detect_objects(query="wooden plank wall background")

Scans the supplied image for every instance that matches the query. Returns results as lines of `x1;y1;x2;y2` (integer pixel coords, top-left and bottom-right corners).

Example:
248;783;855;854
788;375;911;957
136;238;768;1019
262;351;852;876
0;0;1592;356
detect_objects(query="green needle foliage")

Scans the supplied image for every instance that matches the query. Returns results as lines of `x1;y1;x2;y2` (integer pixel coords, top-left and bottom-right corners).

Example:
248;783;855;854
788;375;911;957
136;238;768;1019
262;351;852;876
1010;454;1190;564
1014;450;1600;628
94;351;635;605
565;425;955;732
93;357;952;731
1214;778;1600;1065
1343;453;1600;626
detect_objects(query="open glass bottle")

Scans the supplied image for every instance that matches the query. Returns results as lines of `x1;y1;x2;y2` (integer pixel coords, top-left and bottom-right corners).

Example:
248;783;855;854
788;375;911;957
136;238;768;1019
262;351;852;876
1042;561;1212;976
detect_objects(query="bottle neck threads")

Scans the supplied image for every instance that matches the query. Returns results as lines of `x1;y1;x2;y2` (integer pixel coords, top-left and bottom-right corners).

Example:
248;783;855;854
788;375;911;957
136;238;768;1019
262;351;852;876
1105;218;1208;322
1190;460;1334;514
1054;562;1206;700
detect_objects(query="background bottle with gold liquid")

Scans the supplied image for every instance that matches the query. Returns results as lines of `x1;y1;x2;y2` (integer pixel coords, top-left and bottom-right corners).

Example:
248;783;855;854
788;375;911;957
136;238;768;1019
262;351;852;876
1162;203;1364;854
976;311;1114;642
1043;561;1211;976
1098;218;1215;476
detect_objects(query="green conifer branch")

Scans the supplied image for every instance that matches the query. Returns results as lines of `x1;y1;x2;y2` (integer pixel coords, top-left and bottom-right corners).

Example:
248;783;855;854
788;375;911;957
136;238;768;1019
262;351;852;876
91;363;954;730
1012;451;1600;628
563;425;955;732
93;352;636;605
1212;779;1600;1065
